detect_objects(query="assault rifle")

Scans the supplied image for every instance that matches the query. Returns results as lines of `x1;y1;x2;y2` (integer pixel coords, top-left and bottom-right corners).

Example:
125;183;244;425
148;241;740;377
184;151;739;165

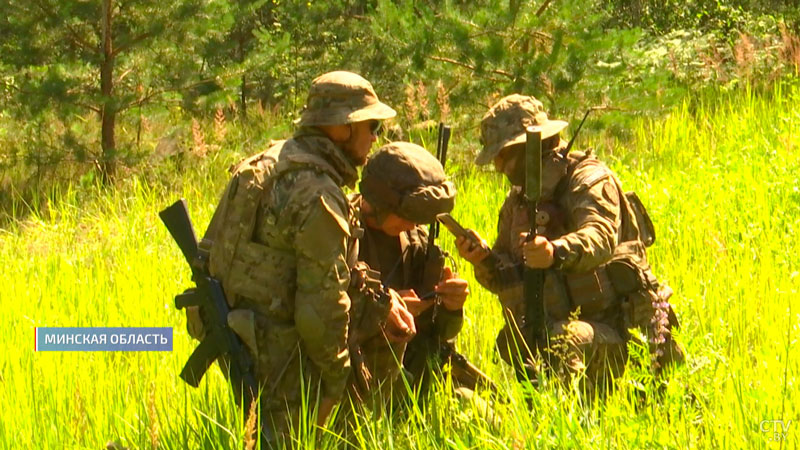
523;126;547;350
421;122;452;296
159;199;259;410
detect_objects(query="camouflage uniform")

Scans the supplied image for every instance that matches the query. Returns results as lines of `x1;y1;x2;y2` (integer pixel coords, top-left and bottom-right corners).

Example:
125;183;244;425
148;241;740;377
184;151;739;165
353;142;462;400
473;95;683;392
201;71;396;445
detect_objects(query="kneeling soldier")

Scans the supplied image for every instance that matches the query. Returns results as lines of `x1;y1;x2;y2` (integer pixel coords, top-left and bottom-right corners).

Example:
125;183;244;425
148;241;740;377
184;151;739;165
457;95;684;395
353;142;476;403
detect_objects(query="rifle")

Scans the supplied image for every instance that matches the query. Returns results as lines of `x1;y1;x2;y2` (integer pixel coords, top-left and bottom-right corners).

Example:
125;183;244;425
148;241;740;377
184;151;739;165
523;126;547;350
439;342;506;402
421;122;452;296
159;199;260;411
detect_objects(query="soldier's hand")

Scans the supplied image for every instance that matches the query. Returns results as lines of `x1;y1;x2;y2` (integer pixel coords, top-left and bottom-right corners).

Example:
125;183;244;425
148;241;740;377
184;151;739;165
436;266;469;311
455;230;490;265
521;233;554;269
384;290;417;343
399;289;433;317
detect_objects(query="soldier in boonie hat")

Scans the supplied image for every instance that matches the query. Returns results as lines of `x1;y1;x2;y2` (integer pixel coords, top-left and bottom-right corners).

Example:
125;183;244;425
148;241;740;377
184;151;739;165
455;94;685;396
475;94;568;166
297;71;397;127
198;70;413;446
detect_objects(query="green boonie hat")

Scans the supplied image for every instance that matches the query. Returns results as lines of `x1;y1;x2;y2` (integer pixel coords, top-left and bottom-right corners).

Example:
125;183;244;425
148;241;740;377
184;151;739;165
360;142;456;225
296;71;397;127
475;94;568;166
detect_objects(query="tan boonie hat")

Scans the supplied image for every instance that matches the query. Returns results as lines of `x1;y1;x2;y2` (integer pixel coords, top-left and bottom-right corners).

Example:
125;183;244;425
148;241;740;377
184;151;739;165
296;71;397;127
360;142;456;225
476;94;568;165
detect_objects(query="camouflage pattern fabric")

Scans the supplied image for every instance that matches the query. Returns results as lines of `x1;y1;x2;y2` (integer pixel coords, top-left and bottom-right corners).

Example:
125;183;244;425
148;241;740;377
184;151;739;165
296;71;396;127
203;125;372;446
475;94;568;165
474;146;684;390
359;142;457;224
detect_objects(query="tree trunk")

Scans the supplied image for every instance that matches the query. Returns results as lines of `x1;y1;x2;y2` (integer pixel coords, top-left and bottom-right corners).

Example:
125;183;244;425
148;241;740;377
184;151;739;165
100;0;116;183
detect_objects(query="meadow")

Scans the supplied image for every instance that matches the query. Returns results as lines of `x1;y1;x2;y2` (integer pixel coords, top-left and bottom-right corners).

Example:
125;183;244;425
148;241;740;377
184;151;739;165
1;83;798;449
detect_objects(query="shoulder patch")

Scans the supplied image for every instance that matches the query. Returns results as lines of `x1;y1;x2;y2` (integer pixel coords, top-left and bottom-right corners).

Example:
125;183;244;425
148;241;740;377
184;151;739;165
602;180;620;207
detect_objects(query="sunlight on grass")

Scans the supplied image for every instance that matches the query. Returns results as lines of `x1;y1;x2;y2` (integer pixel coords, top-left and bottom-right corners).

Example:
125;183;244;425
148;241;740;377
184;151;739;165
1;83;798;449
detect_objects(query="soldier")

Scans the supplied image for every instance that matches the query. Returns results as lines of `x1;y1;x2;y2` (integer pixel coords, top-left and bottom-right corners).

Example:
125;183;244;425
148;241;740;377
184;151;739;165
198;71;416;447
455;94;684;394
351;142;469;404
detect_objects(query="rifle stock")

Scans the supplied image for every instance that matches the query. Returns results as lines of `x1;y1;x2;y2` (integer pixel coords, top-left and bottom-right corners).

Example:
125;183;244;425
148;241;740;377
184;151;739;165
439;342;505;402
159;199;259;409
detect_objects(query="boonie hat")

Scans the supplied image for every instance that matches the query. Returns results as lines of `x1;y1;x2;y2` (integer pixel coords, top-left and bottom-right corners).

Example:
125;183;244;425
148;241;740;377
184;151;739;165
476;94;568;165
297;71;397;127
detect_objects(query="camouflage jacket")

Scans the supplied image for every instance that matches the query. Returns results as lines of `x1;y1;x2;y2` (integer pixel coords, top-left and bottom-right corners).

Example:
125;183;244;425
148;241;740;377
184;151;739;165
350;194;463;377
207;127;362;401
475;149;640;328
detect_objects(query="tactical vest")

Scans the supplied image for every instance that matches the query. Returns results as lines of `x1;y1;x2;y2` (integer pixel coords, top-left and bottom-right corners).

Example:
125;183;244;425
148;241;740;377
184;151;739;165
203;140;360;320
540;150;676;336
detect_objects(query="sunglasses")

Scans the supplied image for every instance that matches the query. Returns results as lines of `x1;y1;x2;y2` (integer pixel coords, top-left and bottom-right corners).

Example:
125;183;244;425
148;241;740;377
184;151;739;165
368;120;383;136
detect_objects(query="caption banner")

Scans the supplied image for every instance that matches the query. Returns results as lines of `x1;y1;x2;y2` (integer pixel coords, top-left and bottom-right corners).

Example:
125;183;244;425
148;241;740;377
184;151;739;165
35;327;173;352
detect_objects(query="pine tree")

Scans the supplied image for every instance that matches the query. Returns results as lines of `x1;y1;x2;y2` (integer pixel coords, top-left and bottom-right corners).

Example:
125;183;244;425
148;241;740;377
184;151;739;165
0;0;210;182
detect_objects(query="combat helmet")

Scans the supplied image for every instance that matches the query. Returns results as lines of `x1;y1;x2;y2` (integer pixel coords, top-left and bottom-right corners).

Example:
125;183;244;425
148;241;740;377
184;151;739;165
360;142;456;224
297;71;397;127
475;94;568;165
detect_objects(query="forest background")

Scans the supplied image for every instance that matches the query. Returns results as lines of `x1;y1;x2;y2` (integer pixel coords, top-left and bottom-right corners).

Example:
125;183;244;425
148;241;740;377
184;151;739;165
1;0;799;449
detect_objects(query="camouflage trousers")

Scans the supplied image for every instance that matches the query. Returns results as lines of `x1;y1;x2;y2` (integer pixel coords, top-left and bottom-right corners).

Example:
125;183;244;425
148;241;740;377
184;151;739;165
496;320;628;394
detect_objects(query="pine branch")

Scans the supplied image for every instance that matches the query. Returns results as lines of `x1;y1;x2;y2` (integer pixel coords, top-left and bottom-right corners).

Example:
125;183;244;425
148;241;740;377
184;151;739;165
535;0;554;17
120;72;245;112
428;56;515;82
112;31;154;58
1;79;100;114
31;0;98;54
116;67;135;85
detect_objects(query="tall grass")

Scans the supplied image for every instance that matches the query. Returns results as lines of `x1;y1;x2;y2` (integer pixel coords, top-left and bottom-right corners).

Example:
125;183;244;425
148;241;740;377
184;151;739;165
1;82;798;449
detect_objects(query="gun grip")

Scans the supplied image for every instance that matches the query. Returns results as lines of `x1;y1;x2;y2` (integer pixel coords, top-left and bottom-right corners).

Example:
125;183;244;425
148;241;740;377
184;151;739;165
175;288;203;310
180;337;220;387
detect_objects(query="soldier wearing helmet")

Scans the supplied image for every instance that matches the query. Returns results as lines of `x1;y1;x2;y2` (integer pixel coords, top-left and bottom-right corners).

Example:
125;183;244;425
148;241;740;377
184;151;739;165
350;142;469;403
199;71;416;446
456;94;684;394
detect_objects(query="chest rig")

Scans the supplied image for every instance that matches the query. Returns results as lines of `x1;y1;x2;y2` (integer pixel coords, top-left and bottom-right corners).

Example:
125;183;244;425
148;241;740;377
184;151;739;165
520;149;661;326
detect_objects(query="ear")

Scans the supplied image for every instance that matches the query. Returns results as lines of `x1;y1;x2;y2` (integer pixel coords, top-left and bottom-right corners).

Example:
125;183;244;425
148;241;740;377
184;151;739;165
318;123;351;142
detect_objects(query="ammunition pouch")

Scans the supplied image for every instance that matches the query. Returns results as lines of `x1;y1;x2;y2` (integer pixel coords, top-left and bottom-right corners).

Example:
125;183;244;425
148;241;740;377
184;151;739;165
605;241;681;357
348;262;392;342
223;241;296;321
561;267;618;318
606;241;657;295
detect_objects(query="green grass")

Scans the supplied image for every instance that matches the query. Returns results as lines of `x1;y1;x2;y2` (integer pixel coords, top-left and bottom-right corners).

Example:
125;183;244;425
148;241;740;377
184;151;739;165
1;82;799;449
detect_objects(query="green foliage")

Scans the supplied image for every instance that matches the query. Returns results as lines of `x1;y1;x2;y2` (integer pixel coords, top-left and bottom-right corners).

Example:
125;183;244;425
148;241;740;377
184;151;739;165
0;0;212;180
602;0;800;35
1;81;798;449
1;0;799;199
